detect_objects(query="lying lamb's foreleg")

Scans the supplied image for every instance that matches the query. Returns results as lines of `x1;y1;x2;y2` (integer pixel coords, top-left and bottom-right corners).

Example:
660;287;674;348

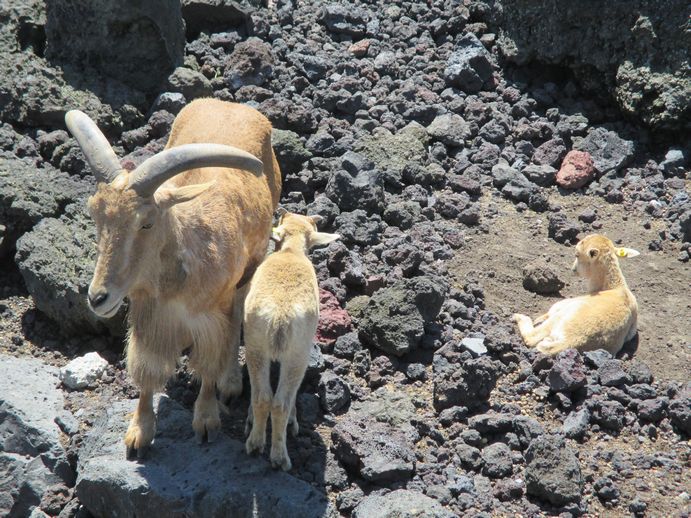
512;313;553;348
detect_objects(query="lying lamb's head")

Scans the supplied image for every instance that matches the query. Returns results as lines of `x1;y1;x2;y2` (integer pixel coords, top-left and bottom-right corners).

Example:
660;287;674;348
65;110;263;317
572;233;640;278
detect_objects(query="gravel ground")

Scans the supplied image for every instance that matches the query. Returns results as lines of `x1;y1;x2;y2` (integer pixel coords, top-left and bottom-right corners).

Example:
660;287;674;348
0;0;689;517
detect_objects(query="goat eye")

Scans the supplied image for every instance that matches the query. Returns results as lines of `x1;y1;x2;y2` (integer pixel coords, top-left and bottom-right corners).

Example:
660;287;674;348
141;223;153;230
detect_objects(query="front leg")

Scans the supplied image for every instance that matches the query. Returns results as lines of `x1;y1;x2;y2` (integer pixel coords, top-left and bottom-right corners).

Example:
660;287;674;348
512;313;553;348
124;332;176;459
125;389;155;459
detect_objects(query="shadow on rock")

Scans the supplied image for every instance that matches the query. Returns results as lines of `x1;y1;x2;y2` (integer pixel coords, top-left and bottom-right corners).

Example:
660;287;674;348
76;395;335;518
617;333;639;360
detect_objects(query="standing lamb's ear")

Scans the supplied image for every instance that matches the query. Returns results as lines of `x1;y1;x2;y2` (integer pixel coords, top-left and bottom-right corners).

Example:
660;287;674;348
615;247;640;258
308;232;340;248
309;215;324;226
270;226;285;243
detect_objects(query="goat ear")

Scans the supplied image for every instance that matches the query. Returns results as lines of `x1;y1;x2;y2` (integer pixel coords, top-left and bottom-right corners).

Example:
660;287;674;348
155;181;214;208
615;247;640;258
309;231;340;248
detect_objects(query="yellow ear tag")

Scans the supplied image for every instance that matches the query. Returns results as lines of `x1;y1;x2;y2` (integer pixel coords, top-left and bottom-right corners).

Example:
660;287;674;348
272;227;278;233
617;249;627;257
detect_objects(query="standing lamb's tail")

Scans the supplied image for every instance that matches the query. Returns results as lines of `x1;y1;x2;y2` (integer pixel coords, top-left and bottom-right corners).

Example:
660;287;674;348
271;324;288;354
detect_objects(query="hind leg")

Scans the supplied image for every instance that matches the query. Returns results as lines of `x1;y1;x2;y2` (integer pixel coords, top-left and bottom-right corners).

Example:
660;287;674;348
533;312;550;325
219;285;248;401
270;350;309;471
288;403;299;437
245;345;272;456
189;312;231;444
535;338;571;355
512;313;553;347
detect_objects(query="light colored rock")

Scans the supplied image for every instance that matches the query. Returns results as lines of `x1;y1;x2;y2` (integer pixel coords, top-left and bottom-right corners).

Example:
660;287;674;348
461;336;488;356
0;355;74;517
59;352;109;389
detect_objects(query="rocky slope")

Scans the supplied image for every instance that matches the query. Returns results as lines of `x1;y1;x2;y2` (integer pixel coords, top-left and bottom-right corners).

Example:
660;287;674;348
0;0;689;517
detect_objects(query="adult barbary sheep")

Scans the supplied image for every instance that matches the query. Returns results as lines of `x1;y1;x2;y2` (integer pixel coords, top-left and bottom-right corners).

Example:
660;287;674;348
66;99;281;457
244;211;339;470
513;234;639;355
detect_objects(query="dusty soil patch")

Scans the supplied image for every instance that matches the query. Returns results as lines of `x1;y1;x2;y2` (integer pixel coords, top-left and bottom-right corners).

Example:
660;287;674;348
450;192;691;382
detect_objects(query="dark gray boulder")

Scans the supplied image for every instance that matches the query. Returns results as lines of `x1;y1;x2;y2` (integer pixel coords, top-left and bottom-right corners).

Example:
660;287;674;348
481;443;513;478
548;212;580;244
562;408;590;439
331;389;418;484
352;490;455;518
444;33;494;93
427;113;473;147
0;157;92;255
224;37;274;90
164;67;213;100
0;49;144;131
181;0;252;38
573;128;635;174
0;355;74;517
522;164;557;187
522;259;565;294
320;4;370;38
548;349;587;392
0;1;145;130
15;203;125;335
325;168;384;215
532;138;566;168
668;386;691;435
45;0;184;95
497;0;690;131
524;435;583;506
597;359;631;387
272;129;312;177
433;344;499;411
591;400;627;431
354;124;429;175
318;372;351;413
358;275;447;356
76;395;335;518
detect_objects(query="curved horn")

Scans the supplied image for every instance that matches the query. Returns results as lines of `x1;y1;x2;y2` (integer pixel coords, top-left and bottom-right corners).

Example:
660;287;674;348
128;143;264;197
64;110;122;184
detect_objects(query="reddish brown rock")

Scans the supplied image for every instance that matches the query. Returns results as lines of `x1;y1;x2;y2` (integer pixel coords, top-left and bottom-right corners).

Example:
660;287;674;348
316;289;352;344
556;150;597;189
348;39;371;57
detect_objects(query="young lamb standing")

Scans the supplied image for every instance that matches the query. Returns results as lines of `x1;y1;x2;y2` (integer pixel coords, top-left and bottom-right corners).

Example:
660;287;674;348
244;212;339;470
513;234;639;356
65;99;281;457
